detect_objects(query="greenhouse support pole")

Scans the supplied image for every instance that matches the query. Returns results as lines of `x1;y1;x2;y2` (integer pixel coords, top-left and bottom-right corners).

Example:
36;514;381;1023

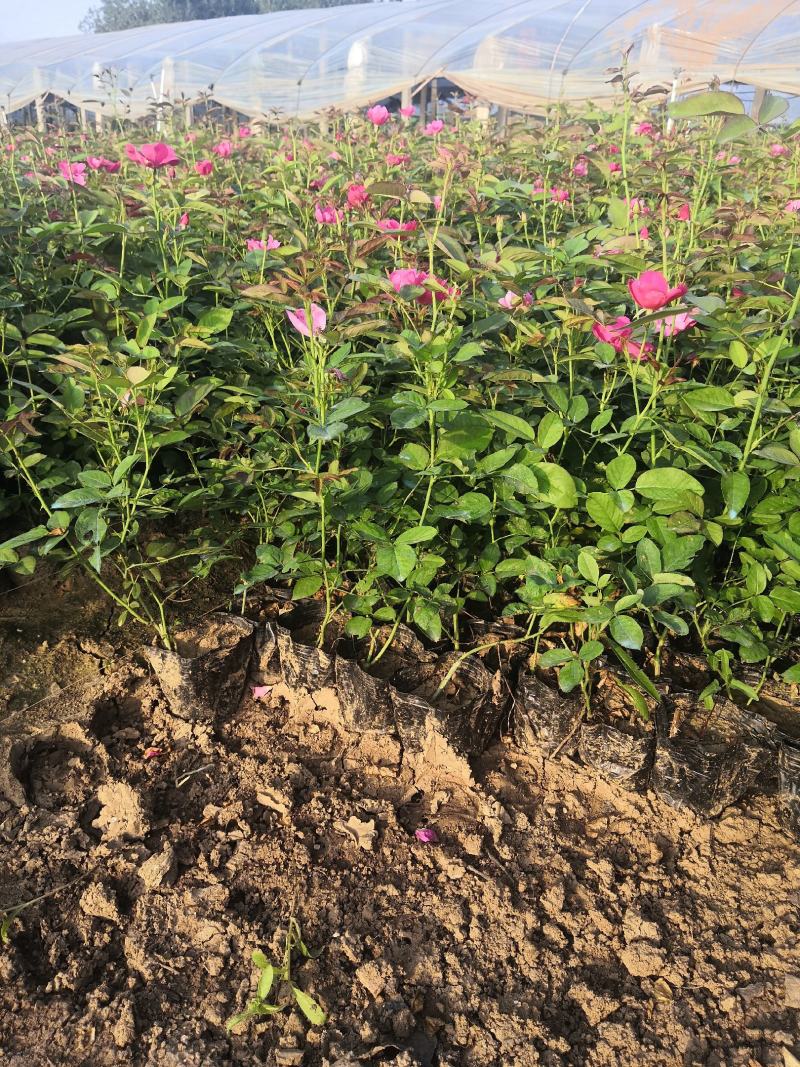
35;96;45;133
419;83;429;123
430;78;438;118
666;75;679;137
401;87;412;112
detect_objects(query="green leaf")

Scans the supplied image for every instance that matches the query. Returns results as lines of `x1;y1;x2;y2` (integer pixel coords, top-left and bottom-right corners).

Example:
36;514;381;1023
0;526;48;551
398;443;429;470
683;386;735;412
535;463;577;509
345;616;372;638
578;640;604;662
536;411;564;450
292;986;326;1026
257;962;275;1001
715;115;757;144
607;196;628;230
781;663;800;683
758;93;789;125
482;409;537;442
770;586;800;613
635;468;704;500
539;648;575;667
577;549;600;585
606;453;636;490
197;306;233;334
720;471;750;519
51;488;104;508
175;379;220;417
396;526;438;545
586;492;625;532
412;598;442;641
293;575;324;599
503;463;542;495
608;641;661;701
609;615;644;650
375;544;417;582
557;657;584;693
668;90;745;119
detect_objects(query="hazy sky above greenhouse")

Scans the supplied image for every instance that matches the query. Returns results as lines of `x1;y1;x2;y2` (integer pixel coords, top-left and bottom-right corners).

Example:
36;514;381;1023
0;0;88;42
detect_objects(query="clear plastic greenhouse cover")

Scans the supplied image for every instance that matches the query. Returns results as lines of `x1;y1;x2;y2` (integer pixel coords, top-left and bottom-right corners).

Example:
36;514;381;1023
2;0;799;120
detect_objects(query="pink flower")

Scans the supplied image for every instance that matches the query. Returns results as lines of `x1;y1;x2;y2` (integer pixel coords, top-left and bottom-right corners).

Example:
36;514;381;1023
386;152;411;166
388;268;455;305
731;287;746;298
785;199;800;213
593;316;633;350
675;202;691;222
58;160;86;186
377;218;418;233
347;183;370;208
328;151;341;161
314;203;342;225
414;828;438;843
195;159;214;175
769;143;789;157
609;144;620;154
247;235;280;251
634;122;654;136
499;290;532;310
212;140;233;158
654;311;697;337
573;158;588;177
86;156;119;172
433;195;442;211
125;142;179;168
627;197;651;217
609;161;622;173
185;132;197;143
238;125;252;139
286;303;327;337
178;212;190;229
399;106;415;117
367;104;390;126
628;270;688;310
532;176;545;193
550;186;569;203
424;119;444;136
639;226;649;239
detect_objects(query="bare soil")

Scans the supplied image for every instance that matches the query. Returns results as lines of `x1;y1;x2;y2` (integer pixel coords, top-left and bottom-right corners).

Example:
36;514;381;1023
1;578;800;1067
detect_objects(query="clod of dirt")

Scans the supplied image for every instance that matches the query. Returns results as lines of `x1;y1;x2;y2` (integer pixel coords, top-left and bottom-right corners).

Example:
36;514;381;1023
618;940;667;977
355;960;394;999
513;671;583;756
138;843;176;889
568;981;620;1026
145;614;255;721
92;780;149;841
578;720;654;786
785;975;800;1009
79;882;120;922
335;815;377;850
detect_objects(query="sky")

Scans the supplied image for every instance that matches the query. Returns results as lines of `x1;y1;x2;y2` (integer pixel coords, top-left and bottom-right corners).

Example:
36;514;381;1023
0;0;89;42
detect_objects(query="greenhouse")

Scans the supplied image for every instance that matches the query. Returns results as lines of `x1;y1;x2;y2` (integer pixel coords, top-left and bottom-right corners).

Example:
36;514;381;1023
2;0;800;120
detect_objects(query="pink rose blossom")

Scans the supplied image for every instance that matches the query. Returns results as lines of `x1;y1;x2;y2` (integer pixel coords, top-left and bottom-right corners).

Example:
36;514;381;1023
769;143;789;157
347;183;370;208
178;212;190;229
386;152;411;166
785;199;800;213
424;119;444;136
367;104;390;126
639;226;649;239
629;270;688;310
550;186;569;203
654;311;697;337
573;158;589;177
377;218;418;233
314;203;342;225
399;106;415;118
212;140;233;158
286;303;327;337
634;122;654;136
125;142;179;168
609;161;622;173
58;160;86;186
195;159;214;175
238;125;252;139
247;235;280;251
676;202;691;222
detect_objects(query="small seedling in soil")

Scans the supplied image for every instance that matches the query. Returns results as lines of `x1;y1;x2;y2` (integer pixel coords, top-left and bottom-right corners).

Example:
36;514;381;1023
227;917;326;1031
1;869;94;945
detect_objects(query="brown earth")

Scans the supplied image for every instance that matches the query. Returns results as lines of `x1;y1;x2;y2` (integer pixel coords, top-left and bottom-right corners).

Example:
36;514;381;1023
1;577;800;1067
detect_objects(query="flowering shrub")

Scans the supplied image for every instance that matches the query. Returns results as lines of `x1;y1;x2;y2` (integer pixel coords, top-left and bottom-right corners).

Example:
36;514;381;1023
1;98;799;699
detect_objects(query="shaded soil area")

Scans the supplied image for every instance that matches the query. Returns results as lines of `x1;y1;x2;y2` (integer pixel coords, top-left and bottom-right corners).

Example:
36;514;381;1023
1;581;800;1067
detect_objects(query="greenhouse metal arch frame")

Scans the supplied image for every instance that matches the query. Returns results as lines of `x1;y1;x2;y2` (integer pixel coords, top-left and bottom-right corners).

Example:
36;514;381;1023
1;0;799;122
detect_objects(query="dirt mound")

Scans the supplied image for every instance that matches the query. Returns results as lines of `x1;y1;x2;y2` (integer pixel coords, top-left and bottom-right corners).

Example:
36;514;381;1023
1;601;800;1065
